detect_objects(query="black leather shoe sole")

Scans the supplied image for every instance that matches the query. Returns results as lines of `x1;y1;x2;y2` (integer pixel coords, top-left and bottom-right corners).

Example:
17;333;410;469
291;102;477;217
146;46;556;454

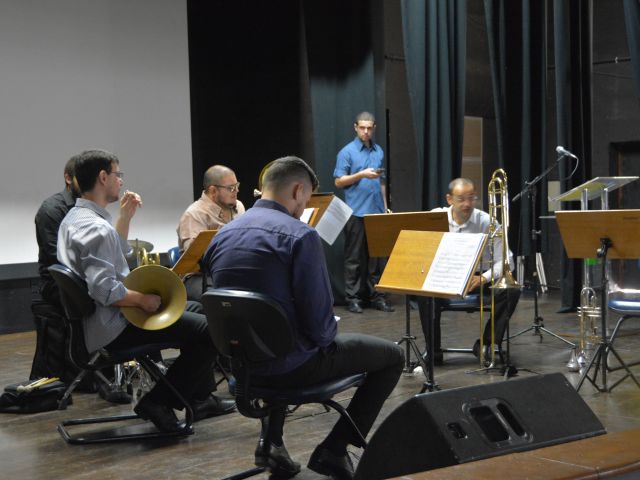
347;302;363;313
307;446;354;480
255;442;301;478
134;400;184;433
192;396;236;421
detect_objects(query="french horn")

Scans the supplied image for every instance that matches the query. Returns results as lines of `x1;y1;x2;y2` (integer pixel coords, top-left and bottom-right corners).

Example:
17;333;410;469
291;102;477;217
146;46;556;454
121;264;187;331
253;160;275;197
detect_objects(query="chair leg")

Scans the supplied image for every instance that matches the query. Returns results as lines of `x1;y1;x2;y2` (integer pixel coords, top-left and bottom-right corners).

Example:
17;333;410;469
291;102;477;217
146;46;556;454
607;315;640;371
57;355;195;444
137;356;194;426
323;399;368;449
58;351;102;410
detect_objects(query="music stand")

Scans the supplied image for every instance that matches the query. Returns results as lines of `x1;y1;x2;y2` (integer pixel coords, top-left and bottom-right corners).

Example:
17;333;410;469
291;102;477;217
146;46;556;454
306;193;334;228
172;230;218;295
375;229;483;392
556;210;640;392
364;212;448;390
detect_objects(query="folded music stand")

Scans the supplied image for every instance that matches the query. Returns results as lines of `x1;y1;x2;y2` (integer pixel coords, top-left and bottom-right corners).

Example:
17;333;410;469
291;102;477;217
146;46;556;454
365;212;448;391
556;210;640;392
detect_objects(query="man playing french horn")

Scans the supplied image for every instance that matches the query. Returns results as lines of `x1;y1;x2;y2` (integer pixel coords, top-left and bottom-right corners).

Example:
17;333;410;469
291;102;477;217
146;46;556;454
57;149;235;433
417;177;521;364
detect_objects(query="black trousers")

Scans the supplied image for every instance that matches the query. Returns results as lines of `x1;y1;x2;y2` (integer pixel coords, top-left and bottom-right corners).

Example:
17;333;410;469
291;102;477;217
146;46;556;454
343;216;385;303
184;273;211;302
254;333;404;449
417;288;521;351
106;310;217;408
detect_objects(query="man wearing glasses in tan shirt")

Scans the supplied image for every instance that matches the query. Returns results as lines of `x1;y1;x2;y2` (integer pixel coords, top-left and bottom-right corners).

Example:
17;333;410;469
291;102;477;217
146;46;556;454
177;165;245;300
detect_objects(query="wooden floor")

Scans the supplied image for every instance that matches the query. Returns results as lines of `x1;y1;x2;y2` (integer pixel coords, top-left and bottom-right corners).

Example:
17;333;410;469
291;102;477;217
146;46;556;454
1;290;640;479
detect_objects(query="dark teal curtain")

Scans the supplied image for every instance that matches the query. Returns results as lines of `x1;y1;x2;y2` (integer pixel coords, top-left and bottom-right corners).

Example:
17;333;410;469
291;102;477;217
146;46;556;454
401;0;467;209
483;1;548;270
554;0;592;310
623;0;640;97
302;0;382;304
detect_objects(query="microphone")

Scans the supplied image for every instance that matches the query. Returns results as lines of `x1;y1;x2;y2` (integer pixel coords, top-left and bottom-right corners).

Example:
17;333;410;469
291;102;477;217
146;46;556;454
556;146;578;159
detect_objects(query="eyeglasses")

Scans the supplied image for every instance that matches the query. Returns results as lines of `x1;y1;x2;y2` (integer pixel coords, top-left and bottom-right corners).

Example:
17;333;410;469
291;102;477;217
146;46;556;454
452;195;477;203
214;182;240;193
111;171;124;179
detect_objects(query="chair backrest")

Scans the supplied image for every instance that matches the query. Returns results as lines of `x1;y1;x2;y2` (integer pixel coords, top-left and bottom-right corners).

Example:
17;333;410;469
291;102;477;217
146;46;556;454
167;246;181;268
48;264;96;367
202;289;295;364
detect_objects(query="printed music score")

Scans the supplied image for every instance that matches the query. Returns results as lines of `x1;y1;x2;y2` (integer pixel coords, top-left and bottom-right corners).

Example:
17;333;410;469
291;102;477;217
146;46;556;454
314;196;352;245
422;232;487;296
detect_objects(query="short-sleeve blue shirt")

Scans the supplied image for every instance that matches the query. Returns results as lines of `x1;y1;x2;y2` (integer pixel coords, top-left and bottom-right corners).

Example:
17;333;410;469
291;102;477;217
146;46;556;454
333;137;386;217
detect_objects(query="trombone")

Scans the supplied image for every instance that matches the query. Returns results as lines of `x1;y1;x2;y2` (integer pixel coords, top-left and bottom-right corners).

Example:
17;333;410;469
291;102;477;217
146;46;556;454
479;169;521;366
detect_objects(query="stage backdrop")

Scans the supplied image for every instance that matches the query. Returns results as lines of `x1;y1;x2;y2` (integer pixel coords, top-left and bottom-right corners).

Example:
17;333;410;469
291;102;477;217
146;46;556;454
0;0;193;265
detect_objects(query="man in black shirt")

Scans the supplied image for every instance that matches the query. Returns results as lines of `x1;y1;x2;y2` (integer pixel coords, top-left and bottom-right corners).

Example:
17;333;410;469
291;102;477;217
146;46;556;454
30;156;79;381
35;156;78;306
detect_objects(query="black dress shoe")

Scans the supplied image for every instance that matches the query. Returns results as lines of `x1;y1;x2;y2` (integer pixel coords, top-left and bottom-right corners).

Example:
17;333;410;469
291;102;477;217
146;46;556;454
308;445;354;480
372;299;395;312
192;394;236;421
255;439;301;478
98;383;132;404
134;395;184;432
347;300;363;314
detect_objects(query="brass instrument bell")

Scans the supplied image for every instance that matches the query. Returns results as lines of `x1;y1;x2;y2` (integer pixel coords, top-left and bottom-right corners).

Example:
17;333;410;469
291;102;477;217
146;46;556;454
121;264;187;330
253;160;275;197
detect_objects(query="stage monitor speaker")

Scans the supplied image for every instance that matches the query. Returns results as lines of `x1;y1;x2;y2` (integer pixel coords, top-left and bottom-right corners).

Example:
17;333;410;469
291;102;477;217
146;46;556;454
354;373;605;479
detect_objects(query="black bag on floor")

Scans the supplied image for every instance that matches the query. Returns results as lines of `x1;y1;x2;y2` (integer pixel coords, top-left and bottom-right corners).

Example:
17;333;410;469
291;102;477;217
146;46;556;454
0;378;69;413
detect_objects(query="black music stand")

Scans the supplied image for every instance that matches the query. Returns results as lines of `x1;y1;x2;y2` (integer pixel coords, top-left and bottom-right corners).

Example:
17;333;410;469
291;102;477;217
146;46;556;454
364;212;448;391
556;210;640;392
375;230;486;393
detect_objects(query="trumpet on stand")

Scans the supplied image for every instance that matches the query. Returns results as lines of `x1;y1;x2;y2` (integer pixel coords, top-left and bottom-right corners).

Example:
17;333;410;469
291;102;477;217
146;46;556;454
567;287;601;372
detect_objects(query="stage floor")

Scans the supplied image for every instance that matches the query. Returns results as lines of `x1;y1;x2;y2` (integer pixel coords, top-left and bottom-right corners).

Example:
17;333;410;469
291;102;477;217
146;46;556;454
1;289;639;479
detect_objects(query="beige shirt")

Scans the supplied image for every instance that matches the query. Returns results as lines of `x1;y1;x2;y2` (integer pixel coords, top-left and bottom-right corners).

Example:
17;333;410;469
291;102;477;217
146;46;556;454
177;191;245;251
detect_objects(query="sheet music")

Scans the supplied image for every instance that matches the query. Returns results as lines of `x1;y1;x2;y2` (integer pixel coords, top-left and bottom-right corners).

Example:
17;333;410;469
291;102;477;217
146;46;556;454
422;232;486;296
300;208;315;225
315;196;353;245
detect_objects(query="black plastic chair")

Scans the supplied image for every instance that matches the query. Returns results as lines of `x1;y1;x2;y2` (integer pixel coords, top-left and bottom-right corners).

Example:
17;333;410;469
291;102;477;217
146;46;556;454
48;264;194;444
608;292;640;375
435;293;504;360
202;289;367;480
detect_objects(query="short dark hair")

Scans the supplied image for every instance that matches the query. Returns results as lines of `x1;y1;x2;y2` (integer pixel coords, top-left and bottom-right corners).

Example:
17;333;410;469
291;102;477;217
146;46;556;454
355;111;376;124
203;165;234;189
64;155;77;178
448;177;475;194
73;149;119;193
262;156;318;193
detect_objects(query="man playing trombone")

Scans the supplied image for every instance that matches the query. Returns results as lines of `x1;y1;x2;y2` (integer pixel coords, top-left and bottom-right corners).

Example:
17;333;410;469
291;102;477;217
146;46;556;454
418;177;521;364
57;149;235;432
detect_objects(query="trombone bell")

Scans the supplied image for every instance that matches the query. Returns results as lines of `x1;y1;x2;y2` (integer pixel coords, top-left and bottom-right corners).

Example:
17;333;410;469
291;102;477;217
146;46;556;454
491;269;521;289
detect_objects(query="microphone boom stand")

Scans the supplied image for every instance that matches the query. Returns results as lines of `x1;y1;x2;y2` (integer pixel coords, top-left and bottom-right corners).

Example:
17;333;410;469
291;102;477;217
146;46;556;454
510;157;575;347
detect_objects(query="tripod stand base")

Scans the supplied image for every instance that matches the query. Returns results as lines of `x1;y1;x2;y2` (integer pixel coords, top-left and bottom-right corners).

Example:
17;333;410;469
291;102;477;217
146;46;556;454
577;342;640;393
510;323;575;347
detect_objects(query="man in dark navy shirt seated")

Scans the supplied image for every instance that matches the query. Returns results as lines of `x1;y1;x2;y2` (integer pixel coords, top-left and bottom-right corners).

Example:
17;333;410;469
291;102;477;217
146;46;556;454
204;156;404;479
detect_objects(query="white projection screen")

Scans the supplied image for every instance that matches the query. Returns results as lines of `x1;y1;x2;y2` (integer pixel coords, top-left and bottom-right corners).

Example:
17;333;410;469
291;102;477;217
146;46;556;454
0;0;193;265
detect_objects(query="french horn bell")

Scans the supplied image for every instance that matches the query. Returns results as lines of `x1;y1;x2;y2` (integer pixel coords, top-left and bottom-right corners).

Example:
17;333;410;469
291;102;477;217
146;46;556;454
121;264;187;330
253;160;275;197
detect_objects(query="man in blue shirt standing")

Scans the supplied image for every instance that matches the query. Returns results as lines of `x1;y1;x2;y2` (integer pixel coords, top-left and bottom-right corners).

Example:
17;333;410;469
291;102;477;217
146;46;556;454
205;156;404;479
334;111;394;314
